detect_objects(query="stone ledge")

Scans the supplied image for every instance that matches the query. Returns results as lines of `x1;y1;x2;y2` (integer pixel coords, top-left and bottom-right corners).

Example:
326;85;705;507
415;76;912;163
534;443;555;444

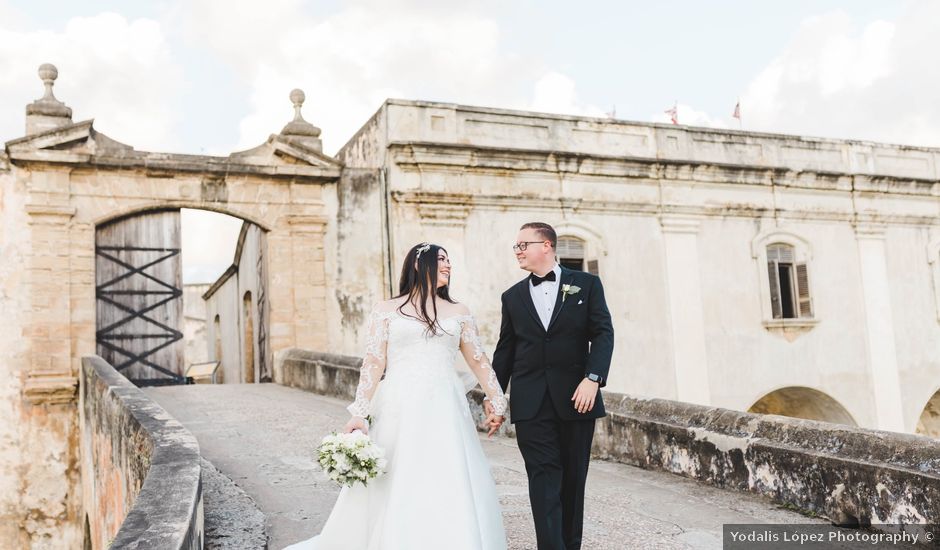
23;372;78;405
279;348;940;533
80;356;203;550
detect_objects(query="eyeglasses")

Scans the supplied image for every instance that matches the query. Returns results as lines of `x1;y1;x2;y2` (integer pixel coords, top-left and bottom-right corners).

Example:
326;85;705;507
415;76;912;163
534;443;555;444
512;241;547;252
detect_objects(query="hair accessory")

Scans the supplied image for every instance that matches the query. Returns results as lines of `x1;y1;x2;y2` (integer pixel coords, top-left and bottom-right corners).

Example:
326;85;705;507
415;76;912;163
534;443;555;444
415;242;431;259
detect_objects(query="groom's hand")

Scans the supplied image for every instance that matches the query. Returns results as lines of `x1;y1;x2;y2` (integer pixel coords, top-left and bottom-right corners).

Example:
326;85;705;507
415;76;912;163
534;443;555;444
571;378;599;414
481;413;505;437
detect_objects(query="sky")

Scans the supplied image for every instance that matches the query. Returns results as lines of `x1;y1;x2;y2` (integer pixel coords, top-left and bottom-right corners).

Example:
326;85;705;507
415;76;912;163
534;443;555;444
2;0;936;282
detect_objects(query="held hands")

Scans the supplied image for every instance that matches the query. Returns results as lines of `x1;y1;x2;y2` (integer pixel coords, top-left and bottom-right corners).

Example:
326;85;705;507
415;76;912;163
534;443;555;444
481;399;505;437
344;416;369;435
571;378;599;414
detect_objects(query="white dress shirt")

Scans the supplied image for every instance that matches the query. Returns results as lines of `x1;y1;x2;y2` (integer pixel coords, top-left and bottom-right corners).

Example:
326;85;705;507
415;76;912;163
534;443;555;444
529;264;562;330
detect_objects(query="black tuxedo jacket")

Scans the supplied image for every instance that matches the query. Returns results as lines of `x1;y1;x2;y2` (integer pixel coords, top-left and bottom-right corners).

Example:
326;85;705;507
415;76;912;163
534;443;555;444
492;267;614;422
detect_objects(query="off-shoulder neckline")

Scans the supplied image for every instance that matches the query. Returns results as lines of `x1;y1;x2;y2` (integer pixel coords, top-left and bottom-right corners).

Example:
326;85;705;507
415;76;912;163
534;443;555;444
370;309;474;324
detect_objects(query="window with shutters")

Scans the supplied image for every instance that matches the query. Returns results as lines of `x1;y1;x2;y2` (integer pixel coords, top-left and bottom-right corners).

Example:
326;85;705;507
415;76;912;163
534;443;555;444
751;228;818;334
766;243;813;319
557;236;586;271
553;221;605;276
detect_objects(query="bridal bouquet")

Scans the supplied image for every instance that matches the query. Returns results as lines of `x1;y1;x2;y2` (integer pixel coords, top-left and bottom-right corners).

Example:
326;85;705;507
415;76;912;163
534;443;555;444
317;431;388;487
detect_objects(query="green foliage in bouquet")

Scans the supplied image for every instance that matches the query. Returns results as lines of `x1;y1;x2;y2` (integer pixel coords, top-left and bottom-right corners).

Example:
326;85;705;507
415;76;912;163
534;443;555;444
317;431;387;487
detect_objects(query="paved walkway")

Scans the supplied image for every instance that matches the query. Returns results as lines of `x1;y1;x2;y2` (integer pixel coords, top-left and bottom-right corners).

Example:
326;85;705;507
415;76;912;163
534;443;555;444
145;383;826;550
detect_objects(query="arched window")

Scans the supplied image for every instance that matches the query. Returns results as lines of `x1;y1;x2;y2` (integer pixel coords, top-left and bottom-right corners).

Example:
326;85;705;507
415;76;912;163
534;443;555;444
751;228;817;332
553;222;604;275
766;243;813;319
557;236;586;271
213;315;222;361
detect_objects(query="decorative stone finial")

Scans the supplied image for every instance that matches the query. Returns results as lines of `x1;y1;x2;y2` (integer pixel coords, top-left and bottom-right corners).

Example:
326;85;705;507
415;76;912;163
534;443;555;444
26;63;73;135
280;88;322;151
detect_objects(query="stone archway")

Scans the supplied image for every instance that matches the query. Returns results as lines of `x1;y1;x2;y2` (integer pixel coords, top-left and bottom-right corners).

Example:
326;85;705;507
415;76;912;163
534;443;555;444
748;386;857;426
916;389;940;438
2;65;343;545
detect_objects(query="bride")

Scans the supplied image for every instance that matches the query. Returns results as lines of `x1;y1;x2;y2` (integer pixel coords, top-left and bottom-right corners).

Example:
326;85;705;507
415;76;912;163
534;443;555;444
284;242;509;549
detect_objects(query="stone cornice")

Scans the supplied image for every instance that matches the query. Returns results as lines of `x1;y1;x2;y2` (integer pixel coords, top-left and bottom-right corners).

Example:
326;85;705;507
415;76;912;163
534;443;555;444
390;189;940;227
9;149;342;180
6;120;343;182
387;141;940;195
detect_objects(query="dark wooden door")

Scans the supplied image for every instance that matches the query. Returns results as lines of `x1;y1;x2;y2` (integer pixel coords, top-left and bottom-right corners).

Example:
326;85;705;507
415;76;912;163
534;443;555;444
95;210;184;385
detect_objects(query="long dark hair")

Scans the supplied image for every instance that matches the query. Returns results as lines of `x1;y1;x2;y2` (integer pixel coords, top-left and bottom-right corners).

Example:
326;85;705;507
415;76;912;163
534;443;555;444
394;242;456;335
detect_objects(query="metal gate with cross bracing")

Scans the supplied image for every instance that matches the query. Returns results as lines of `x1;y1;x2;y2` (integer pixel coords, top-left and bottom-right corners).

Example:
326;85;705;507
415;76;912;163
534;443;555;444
95;210;185;385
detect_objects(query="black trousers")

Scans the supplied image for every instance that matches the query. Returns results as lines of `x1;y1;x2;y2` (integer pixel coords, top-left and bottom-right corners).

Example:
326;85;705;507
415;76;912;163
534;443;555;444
515;390;596;550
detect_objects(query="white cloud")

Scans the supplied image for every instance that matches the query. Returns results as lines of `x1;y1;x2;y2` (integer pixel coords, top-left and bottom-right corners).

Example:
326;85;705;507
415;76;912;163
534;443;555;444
739;2;940;147
0;12;184;150
175;0;590;153
528;72;606;118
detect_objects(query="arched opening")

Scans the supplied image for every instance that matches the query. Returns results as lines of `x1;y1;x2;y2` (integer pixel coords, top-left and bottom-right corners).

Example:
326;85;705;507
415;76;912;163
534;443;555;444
243;291;255;383
916;389;940;438
94;207;267;386
748;386;857;426
212;314;224;384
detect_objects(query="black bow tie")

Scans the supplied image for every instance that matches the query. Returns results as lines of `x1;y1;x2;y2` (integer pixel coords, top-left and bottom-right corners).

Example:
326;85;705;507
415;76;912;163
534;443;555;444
530;271;557;286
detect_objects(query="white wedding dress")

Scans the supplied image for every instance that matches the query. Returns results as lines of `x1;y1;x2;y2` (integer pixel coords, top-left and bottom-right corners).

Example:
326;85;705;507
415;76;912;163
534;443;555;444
283;304;509;550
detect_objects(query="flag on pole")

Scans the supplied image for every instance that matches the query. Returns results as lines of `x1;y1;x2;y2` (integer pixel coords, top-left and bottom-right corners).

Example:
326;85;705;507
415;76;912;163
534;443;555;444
665;101;678;125
732;100;741;120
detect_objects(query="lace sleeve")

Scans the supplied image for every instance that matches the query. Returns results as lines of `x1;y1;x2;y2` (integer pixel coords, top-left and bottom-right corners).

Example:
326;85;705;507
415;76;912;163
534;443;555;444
458;315;508;416
347;307;391;418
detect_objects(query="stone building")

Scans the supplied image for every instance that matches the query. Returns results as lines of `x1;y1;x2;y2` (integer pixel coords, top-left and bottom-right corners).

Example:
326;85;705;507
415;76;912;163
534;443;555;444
332;99;940;438
203;222;270;384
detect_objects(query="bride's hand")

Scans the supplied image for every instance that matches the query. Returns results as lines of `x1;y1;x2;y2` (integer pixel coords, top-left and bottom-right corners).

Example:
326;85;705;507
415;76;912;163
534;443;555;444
480;413;504;437
344;416;369;435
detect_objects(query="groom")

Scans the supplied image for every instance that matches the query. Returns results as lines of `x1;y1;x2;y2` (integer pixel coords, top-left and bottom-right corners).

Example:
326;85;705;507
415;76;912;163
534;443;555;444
489;222;614;550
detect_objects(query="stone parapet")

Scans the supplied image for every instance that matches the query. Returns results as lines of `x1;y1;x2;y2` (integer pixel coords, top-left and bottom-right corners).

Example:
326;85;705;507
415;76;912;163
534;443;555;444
279;348;940;531
597;394;940;528
384;99;940;183
80;356;203;550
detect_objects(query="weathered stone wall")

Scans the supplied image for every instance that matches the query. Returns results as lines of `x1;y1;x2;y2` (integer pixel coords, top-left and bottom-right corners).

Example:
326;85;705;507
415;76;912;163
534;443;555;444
281;349;940;530
80;355;203;550
597;394;940;527
332;106;391;358
0;153;83;548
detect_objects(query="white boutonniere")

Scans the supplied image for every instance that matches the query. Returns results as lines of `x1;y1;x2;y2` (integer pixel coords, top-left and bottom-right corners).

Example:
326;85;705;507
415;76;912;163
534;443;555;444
561;284;581;303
